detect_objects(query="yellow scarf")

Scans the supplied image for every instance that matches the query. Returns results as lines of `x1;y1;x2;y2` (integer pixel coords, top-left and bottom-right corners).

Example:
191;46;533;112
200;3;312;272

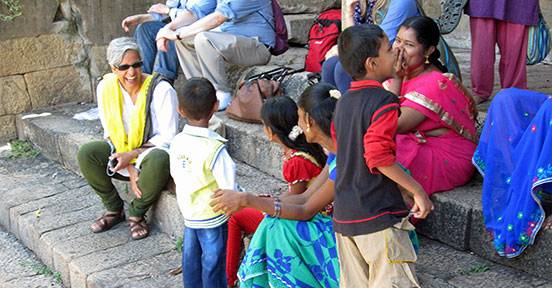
101;73;153;156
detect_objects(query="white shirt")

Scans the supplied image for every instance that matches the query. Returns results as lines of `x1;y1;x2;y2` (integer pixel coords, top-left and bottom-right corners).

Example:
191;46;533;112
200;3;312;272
170;125;237;191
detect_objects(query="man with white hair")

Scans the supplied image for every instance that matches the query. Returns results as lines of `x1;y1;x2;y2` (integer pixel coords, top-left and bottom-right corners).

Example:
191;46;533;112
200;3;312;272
121;0;216;82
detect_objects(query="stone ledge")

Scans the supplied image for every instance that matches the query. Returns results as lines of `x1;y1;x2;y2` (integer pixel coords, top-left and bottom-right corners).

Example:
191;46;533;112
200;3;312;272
16;102;286;238
285;14;316;45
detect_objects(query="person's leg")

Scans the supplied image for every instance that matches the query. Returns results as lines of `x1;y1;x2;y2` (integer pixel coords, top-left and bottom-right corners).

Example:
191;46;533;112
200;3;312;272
356;220;419;287
183;226;203;287
226;208;264;286
470;17;497;102
321;56;339;87
193;31;272;93
199;223;228;287
496;20;528;90
334;233;370;287
127;148;170;218
77;141;124;213
175;38;204;79
134;21;165;75
154;38;179;81
334;61;353;93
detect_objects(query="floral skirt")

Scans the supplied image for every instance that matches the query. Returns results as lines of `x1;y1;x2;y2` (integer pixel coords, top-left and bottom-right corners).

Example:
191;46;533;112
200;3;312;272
238;213;339;288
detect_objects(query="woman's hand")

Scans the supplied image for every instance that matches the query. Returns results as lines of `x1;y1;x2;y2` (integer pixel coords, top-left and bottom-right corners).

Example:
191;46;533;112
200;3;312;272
210;189;249;216
393;47;408;80
110;151;135;172
148;3;170;15
127;165;143;199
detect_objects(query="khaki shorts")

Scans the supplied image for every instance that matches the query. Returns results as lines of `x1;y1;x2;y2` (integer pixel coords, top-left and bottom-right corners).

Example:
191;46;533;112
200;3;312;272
335;218;420;288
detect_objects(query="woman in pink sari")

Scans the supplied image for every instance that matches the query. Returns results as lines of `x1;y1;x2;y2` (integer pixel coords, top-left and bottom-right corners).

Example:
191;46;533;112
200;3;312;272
387;16;478;196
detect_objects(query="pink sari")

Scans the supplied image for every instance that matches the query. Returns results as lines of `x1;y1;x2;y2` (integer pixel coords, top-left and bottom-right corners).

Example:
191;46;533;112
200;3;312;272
393;71;477;196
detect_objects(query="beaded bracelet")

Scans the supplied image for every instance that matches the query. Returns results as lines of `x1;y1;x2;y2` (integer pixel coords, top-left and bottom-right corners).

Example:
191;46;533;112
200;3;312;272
272;197;281;218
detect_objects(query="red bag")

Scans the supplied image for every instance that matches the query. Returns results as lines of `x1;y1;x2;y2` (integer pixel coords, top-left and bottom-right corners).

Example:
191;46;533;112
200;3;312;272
304;9;341;73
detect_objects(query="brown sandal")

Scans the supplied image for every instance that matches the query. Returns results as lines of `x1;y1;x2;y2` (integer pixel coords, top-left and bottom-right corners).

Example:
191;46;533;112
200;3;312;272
91;210;125;233
128;216;150;240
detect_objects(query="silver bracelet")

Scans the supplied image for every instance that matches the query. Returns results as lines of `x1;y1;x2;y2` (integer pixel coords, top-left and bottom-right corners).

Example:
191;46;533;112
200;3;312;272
272;197;281;218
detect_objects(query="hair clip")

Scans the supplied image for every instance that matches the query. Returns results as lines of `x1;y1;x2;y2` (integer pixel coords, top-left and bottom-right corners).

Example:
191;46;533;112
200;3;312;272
288;125;303;141
329;89;341;100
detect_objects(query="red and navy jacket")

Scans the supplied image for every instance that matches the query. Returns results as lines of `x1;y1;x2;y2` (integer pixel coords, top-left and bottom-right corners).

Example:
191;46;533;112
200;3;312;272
332;80;409;236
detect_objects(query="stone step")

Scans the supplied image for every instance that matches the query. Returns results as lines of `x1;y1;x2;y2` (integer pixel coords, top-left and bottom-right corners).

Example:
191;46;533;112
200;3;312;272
0;151;182;288
417;238;552;288
0;227;63;288
2;150;551;288
15;103;287;239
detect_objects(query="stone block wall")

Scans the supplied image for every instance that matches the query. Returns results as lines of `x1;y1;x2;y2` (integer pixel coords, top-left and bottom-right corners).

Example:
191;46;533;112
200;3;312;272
0;0;550;141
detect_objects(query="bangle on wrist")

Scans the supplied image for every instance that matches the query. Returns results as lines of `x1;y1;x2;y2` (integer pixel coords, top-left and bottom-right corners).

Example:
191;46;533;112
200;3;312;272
272;197;281;218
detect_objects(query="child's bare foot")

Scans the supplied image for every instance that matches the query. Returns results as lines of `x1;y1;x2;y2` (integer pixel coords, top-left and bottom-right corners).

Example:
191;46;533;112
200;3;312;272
543;216;552;230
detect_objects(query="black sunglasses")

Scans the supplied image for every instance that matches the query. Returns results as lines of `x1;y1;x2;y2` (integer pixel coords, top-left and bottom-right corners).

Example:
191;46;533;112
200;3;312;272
115;61;143;71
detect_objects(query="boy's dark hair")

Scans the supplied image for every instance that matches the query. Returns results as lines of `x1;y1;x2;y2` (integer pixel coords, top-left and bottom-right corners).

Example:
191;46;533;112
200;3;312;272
400;16;447;73
178;77;217;120
297;82;337;137
338;24;385;80
261;96;327;167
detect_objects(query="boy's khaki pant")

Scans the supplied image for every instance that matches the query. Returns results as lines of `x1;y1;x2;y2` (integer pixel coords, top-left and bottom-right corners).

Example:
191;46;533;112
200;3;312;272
335;218;420;288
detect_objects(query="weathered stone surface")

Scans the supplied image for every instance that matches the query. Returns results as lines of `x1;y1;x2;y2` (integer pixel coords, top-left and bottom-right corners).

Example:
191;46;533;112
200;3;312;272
217;112;283;179
279;0;339;14
418;238;552;287
0;0;59;41
87;251;181;288
0;75;31;115
417;181;482;250
0;34;85;77
0;115;16;141
68;233;175;288
268;47;308;67
89;44;110;97
285;14;316;45
70;0;159;45
470;207;552;281
53;224;131;286
0;229;62;288
24;66;92;109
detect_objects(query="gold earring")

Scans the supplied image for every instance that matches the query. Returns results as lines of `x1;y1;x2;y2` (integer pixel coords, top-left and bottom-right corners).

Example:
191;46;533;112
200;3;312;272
424;55;430;65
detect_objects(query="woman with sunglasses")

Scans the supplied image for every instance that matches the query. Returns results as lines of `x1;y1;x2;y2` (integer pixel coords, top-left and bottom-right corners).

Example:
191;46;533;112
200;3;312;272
77;37;179;240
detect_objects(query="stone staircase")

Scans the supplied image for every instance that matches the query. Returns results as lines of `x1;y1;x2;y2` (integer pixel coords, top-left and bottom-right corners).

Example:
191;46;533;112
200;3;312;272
3;0;552;285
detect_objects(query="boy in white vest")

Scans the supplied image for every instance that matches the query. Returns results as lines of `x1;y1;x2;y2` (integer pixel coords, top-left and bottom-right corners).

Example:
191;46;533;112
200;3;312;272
170;77;237;287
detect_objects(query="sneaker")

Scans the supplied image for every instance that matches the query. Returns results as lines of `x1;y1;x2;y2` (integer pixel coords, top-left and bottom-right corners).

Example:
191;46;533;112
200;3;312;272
437;0;468;35
216;90;232;111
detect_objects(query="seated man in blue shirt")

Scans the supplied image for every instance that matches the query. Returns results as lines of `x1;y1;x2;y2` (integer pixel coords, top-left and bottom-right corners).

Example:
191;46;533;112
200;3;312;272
156;0;276;110
121;0;216;82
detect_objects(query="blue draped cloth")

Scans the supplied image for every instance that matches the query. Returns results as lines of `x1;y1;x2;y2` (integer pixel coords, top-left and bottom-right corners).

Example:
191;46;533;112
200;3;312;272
473;88;552;257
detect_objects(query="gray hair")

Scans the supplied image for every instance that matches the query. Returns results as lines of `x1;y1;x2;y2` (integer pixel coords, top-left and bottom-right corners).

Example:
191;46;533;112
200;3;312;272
106;37;141;67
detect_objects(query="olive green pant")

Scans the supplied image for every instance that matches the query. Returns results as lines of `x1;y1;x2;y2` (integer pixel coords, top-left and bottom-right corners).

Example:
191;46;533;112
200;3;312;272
77;141;170;217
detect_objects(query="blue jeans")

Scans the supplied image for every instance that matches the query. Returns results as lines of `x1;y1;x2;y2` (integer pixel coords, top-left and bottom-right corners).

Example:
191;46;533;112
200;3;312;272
182;223;228;288
321;56;353;93
134;21;179;81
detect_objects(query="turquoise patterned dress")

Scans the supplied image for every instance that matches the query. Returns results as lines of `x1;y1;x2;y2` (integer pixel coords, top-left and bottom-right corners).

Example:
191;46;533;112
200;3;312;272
238;154;339;288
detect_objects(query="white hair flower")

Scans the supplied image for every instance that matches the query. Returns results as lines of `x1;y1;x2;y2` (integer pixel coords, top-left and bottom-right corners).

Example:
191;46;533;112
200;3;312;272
329;89;341;100
288;125;303;141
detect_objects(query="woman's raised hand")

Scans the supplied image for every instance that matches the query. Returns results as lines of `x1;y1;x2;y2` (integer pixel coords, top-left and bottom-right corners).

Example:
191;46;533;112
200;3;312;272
393;47;408;79
210;189;248;216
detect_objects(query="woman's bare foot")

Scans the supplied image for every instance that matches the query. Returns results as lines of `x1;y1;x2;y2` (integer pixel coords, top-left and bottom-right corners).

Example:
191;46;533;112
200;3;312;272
474;95;489;105
543;215;552;230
